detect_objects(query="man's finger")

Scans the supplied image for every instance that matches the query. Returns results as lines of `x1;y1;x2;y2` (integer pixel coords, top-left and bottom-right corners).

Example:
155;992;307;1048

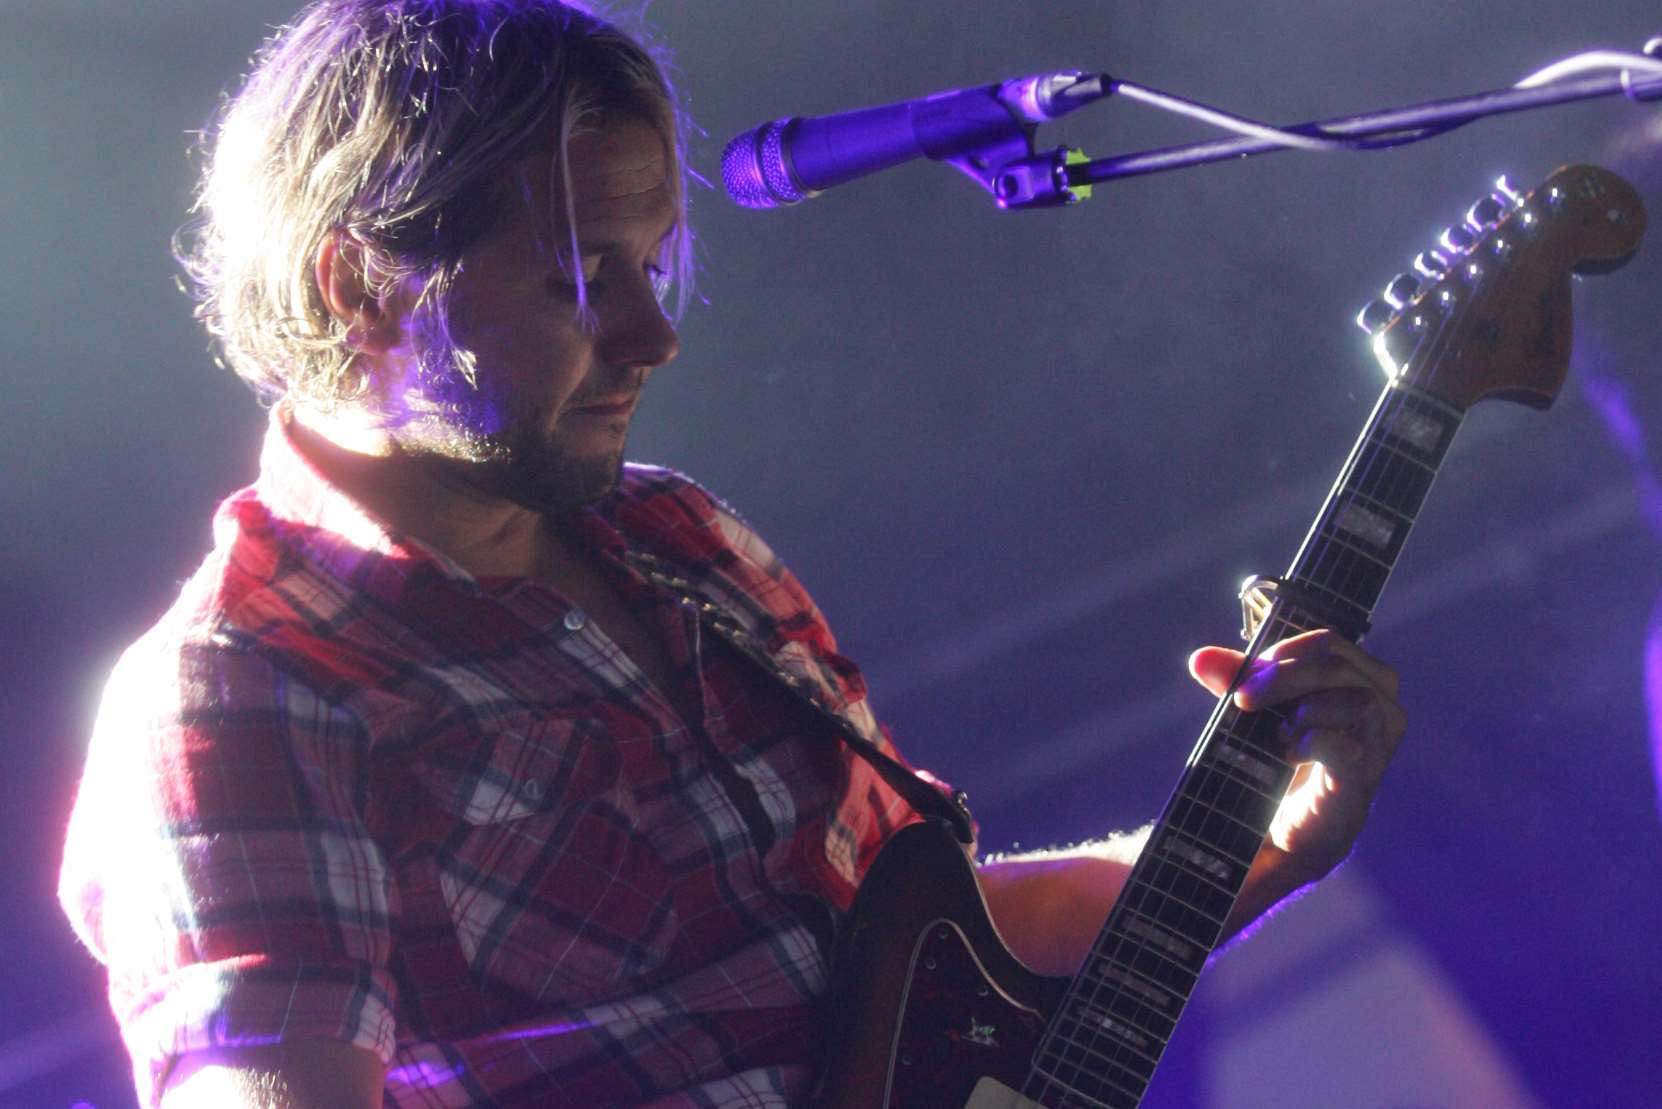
1263;630;1399;698
1188;645;1249;698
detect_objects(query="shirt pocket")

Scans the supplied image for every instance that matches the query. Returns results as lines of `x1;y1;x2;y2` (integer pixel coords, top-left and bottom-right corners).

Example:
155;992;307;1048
416;713;622;825
412;714;681;1006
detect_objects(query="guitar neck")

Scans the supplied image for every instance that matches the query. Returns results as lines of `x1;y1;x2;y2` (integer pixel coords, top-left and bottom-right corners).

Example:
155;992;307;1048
1022;379;1465;1109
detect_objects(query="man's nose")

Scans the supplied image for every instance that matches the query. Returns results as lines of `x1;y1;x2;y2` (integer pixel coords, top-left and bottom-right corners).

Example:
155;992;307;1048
596;283;680;373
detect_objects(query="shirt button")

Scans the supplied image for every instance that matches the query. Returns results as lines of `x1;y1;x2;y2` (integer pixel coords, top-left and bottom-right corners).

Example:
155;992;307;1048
563;609;587;632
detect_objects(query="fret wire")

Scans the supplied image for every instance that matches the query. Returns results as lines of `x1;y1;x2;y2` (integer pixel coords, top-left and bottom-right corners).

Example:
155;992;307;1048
1024;1072;1120;1109
1393;379;1466;422
1163;831;1249;891
1137;853;1239;916
1352;434;1439;474
1061;988;1176;1054
1087;978;1192;1031
1389;377;1463;432
1052;923;1190;1034
1071;931;1189;1015
1061;1057;1155;1109
1390;387;1465;448
1281;575;1372;625
1278;387;1462;646
1094;932;1200;992
1074;948;1194;1025
1303;543;1389;610
1080;957;1188;1016
1264;608;1320;639
1123;884;1229;944
1185;761;1281;828
1037;957;1170;1077
1148;832;1246;899
1092;904;1196;986
1120;892;1226;962
1346;487;1417;527
1162;750;1279;852
1066;939;1187;1042
1197;751;1286;808
1353;452;1433;517
1312;525;1396;570
1070;957;1189;1044
1047;1011;1165;1076
1037;1044;1156;1090
1171;784;1273;842
1280;384;1447;638
1212;713;1289;759
1029;1059;1142;1108
1034;1036;1157;1105
1044;923;1195;1070
1117;903;1218;960
1050;1005;1165;1070
1372;399;1455;466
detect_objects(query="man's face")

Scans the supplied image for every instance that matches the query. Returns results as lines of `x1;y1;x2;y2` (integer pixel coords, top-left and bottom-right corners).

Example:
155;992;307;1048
390;114;680;516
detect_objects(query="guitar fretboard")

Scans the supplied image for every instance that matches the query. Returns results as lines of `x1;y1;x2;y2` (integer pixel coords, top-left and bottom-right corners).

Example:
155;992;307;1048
1021;380;1464;1109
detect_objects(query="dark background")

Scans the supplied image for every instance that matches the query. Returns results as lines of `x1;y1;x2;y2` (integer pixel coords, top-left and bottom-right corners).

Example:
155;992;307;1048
5;3;1660;1106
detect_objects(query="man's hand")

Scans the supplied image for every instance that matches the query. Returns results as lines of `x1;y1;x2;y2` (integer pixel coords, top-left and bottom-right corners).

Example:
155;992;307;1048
1189;628;1407;929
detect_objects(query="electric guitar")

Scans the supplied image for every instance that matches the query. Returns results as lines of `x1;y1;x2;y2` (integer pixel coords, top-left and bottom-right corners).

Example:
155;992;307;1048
815;165;1646;1109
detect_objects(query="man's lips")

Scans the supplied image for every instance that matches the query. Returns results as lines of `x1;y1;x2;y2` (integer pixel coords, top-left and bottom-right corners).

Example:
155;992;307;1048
565;395;637;418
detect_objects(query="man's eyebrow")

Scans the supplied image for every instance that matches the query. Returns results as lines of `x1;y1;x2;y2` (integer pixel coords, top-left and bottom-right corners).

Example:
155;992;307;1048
568;224;678;255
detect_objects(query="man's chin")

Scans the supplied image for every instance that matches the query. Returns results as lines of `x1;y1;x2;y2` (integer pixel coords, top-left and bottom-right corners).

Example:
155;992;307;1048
502;449;625;518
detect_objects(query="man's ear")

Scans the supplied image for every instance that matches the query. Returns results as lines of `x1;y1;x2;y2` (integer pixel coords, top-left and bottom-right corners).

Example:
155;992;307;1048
314;230;407;357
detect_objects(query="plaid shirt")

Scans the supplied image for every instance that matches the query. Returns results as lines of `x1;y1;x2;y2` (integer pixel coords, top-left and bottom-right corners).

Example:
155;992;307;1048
59;409;936;1107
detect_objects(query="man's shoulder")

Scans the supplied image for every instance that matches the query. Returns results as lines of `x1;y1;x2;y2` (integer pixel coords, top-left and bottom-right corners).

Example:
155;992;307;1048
614;462;746;525
611;463;772;564
610;463;824;631
110;486;374;708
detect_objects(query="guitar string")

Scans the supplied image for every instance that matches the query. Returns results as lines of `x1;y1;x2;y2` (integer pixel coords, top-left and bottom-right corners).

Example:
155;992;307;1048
1027;726;1279;1093
1031;610;1315;1098
1023;187;1554;1104
1028;673;1295;1091
1029;363;1446;1095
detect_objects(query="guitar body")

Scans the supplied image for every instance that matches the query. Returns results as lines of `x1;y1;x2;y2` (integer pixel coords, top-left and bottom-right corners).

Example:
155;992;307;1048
816;820;1068;1108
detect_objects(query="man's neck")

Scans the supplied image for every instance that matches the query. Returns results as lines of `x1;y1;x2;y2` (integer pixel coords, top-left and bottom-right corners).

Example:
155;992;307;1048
287;404;558;580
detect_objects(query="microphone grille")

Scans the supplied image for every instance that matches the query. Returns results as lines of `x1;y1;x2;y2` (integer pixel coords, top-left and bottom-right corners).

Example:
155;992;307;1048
721;118;811;209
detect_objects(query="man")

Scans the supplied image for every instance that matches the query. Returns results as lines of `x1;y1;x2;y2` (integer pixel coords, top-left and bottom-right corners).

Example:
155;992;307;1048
59;2;1405;1106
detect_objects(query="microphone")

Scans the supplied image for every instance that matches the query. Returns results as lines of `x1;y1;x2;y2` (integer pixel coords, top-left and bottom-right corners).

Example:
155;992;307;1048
721;70;1107;209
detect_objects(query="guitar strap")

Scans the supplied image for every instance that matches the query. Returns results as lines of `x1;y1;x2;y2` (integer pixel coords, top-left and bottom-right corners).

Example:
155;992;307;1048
624;548;977;846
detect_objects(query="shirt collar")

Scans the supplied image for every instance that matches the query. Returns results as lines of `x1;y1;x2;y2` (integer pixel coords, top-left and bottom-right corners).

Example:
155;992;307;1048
251;403;482;589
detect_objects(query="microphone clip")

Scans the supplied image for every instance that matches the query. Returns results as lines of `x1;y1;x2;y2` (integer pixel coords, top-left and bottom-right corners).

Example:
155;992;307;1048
986;145;1095;209
938;71;1103;209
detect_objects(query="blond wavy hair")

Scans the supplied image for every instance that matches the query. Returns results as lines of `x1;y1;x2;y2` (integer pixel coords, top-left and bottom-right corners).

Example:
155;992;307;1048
176;0;691;412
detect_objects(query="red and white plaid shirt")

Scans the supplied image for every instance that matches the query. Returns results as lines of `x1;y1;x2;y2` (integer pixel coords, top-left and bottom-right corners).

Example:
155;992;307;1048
60;409;936;1107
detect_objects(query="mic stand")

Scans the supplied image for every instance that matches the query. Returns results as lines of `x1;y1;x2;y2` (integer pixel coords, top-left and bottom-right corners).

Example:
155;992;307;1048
994;64;1662;210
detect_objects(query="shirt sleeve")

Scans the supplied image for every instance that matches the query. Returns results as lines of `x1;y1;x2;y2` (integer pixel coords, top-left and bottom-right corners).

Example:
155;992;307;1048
58;624;398;1106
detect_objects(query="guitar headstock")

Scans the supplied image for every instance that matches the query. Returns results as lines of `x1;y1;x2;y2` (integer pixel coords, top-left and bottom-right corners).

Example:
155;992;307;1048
1356;165;1645;412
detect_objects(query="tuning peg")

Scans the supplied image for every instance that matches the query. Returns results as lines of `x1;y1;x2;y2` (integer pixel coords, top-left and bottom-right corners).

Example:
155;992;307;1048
1439;224;1477;254
1382;272;1420;309
1355;298;1395;335
1413;249;1448;278
1465;194;1507;232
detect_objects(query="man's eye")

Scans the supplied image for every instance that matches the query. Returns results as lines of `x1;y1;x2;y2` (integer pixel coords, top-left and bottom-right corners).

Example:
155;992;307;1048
552;252;603;285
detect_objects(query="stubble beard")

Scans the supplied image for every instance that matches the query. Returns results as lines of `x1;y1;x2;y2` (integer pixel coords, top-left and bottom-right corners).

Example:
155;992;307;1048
403;380;627;520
